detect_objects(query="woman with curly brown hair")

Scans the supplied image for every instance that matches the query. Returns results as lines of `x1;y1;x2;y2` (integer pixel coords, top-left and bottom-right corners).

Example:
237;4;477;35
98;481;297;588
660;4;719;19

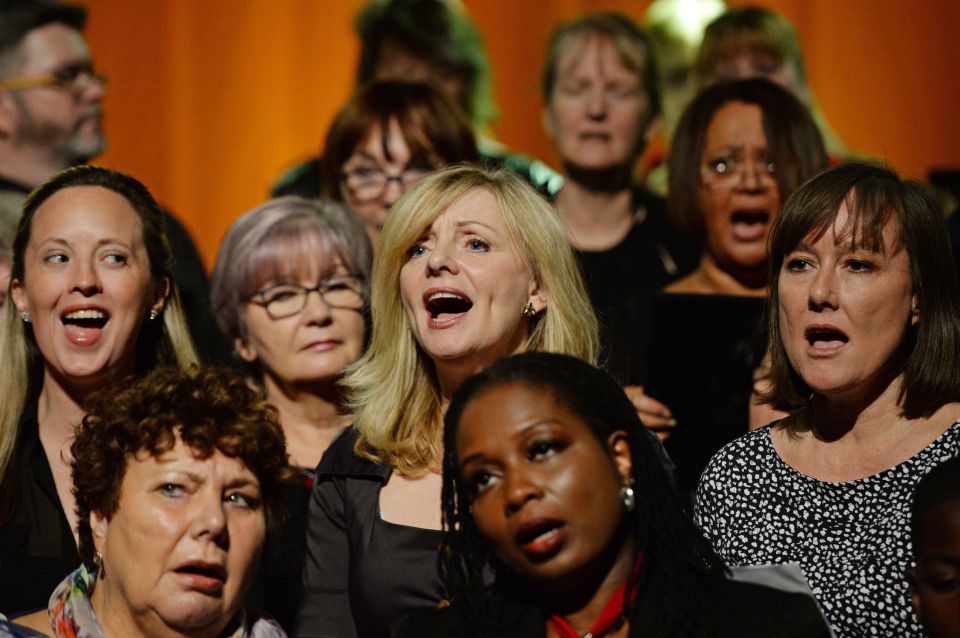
3;364;298;637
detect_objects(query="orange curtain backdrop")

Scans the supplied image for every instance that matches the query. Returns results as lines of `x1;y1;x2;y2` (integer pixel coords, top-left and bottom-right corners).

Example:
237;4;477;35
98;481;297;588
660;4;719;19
81;0;960;270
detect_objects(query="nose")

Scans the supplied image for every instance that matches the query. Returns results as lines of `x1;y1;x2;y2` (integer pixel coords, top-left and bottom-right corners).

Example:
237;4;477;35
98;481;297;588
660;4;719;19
503;468;541;516
586;87;608;120
736;159;772;192
72;259;101;296
191;490;229;548
808;265;839;311
426;240;459;276
303;289;333;325
381;176;405;210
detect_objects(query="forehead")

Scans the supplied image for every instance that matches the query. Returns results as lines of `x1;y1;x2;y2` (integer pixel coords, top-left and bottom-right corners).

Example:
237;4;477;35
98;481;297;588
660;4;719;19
29;186;144;244
245;229;342;291
18;22;90;72
126;436;258;485
556;34;640;80
427;187;508;232
798;197;902;254
704;100;766;148
457;381;593;453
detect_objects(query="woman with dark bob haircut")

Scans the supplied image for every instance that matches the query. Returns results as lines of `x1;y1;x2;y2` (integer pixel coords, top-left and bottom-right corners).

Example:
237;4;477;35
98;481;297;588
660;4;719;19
696;162;960;636
393;352;829;637
4;365;298;636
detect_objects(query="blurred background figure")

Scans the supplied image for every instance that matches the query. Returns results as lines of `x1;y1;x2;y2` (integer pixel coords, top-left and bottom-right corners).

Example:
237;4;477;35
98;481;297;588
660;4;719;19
0;0;224;363
297;166;597;638
0;166;197;615
318;80;478;247
696;5;851;163
909;455;960;638
3;365;295;637
211;196;371;632
541;12;696;327
607;78;827;492
272;0;560;200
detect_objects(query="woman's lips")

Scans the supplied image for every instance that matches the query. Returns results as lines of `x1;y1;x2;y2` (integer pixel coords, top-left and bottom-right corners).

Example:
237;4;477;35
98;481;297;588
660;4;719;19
804;325;849;356
730;209;771;242
515;519;566;561
301;339;342;352
174;562;226;595
424;289;473;329
60;307;109;347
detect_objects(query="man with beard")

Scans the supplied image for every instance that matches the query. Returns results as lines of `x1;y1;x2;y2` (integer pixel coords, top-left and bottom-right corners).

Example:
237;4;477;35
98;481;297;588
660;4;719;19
0;0;227;363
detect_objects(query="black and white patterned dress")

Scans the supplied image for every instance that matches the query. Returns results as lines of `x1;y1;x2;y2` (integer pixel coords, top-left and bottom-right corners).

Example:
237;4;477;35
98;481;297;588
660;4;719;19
694;420;960;637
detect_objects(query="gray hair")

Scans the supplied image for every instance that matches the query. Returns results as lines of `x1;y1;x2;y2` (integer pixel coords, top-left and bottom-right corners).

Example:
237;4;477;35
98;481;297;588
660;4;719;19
210;196;373;346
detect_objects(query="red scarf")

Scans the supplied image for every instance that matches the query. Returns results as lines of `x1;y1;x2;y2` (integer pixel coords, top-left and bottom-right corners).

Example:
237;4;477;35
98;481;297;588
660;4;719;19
546;555;644;638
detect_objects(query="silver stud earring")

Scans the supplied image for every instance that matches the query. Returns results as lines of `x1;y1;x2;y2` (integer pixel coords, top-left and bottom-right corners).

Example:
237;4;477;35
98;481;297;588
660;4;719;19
620;481;636;513
148;308;159;321
522;302;536;317
20;312;30;323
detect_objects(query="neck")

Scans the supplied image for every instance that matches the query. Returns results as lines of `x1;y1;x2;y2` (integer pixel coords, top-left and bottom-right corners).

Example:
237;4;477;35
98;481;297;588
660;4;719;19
540;534;638;635
693;252;767;296
805;370;907;443
261;374;348;468
555;181;635;251
90;575;228;638
0;144;67;191
36;370;88;441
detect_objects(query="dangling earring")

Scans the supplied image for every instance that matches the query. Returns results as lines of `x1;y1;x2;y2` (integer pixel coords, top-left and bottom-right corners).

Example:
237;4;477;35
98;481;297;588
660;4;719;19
522;302;536;317
93;550;104;577
148;308;159;321
20;312;30;323
620;480;636;513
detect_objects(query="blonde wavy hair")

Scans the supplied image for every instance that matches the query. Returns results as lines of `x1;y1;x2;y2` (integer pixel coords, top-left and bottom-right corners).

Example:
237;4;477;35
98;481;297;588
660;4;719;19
342;165;598;476
0;166;197;489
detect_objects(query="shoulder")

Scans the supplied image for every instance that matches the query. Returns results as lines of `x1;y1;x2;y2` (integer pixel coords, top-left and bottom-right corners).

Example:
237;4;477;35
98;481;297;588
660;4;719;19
700;424;777;482
271;158;323;199
315;427;390;481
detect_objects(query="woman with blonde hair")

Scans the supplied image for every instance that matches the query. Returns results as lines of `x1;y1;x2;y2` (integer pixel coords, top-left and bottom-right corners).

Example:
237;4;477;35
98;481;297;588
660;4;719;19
297;164;598;638
0;165;196;616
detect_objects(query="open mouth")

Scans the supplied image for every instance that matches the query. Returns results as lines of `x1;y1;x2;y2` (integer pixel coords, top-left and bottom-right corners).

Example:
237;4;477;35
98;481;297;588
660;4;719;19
805;326;849;351
174;562;227;592
425;291;473;322
62;308;109;330
515;519;565;560
730;209;771;241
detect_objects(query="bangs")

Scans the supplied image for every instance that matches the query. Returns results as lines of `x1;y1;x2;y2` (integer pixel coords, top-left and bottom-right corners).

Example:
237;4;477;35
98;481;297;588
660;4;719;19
773;174;907;265
700;33;786;77
241;225;338;296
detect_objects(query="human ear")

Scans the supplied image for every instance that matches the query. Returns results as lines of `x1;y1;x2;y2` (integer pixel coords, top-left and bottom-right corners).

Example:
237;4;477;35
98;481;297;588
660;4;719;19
0;92;17;139
607;430;633;483
911;295;919;326
151;277;171;316
10;278;28;316
526;277;547;315
907;567;924;624
90;510;109;547
234;337;258;363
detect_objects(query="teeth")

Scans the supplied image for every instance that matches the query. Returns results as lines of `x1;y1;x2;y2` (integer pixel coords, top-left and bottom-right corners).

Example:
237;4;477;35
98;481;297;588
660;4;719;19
428;292;466;302
64;309;106;320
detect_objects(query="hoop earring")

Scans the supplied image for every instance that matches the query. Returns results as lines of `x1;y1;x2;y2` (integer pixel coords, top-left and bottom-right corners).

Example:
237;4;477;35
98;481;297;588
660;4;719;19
522;302;536;317
620;481;636;513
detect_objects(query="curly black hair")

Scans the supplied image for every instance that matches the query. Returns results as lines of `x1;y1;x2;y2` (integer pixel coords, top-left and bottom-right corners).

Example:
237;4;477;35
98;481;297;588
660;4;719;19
440;352;726;636
72;365;299;562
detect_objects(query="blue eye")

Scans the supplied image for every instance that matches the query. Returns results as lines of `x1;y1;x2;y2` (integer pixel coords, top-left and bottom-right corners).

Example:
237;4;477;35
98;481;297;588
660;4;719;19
466;238;489;252
407;243;428;258
226;491;260;509
159;483;184;497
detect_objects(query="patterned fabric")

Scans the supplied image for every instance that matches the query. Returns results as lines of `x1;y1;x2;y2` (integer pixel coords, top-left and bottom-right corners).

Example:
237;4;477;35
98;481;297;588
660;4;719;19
694;420;960;638
40;564;287;638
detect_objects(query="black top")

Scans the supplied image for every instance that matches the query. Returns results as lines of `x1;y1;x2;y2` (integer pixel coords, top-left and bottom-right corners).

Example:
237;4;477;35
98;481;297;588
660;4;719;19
0;403;79;617
573;189;698;373
393;570;831;637
605;293;767;492
297;428;445;638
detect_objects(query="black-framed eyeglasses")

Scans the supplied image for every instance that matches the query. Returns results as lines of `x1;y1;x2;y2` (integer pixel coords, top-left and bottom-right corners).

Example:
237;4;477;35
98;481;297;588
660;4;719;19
340;165;433;203
0;64;107;96
248;275;365;319
700;156;776;187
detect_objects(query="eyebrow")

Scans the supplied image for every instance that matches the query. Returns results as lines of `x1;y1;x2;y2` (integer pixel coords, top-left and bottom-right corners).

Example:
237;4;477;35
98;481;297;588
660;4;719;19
459;419;561;467
36;237;134;250
454;220;499;234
